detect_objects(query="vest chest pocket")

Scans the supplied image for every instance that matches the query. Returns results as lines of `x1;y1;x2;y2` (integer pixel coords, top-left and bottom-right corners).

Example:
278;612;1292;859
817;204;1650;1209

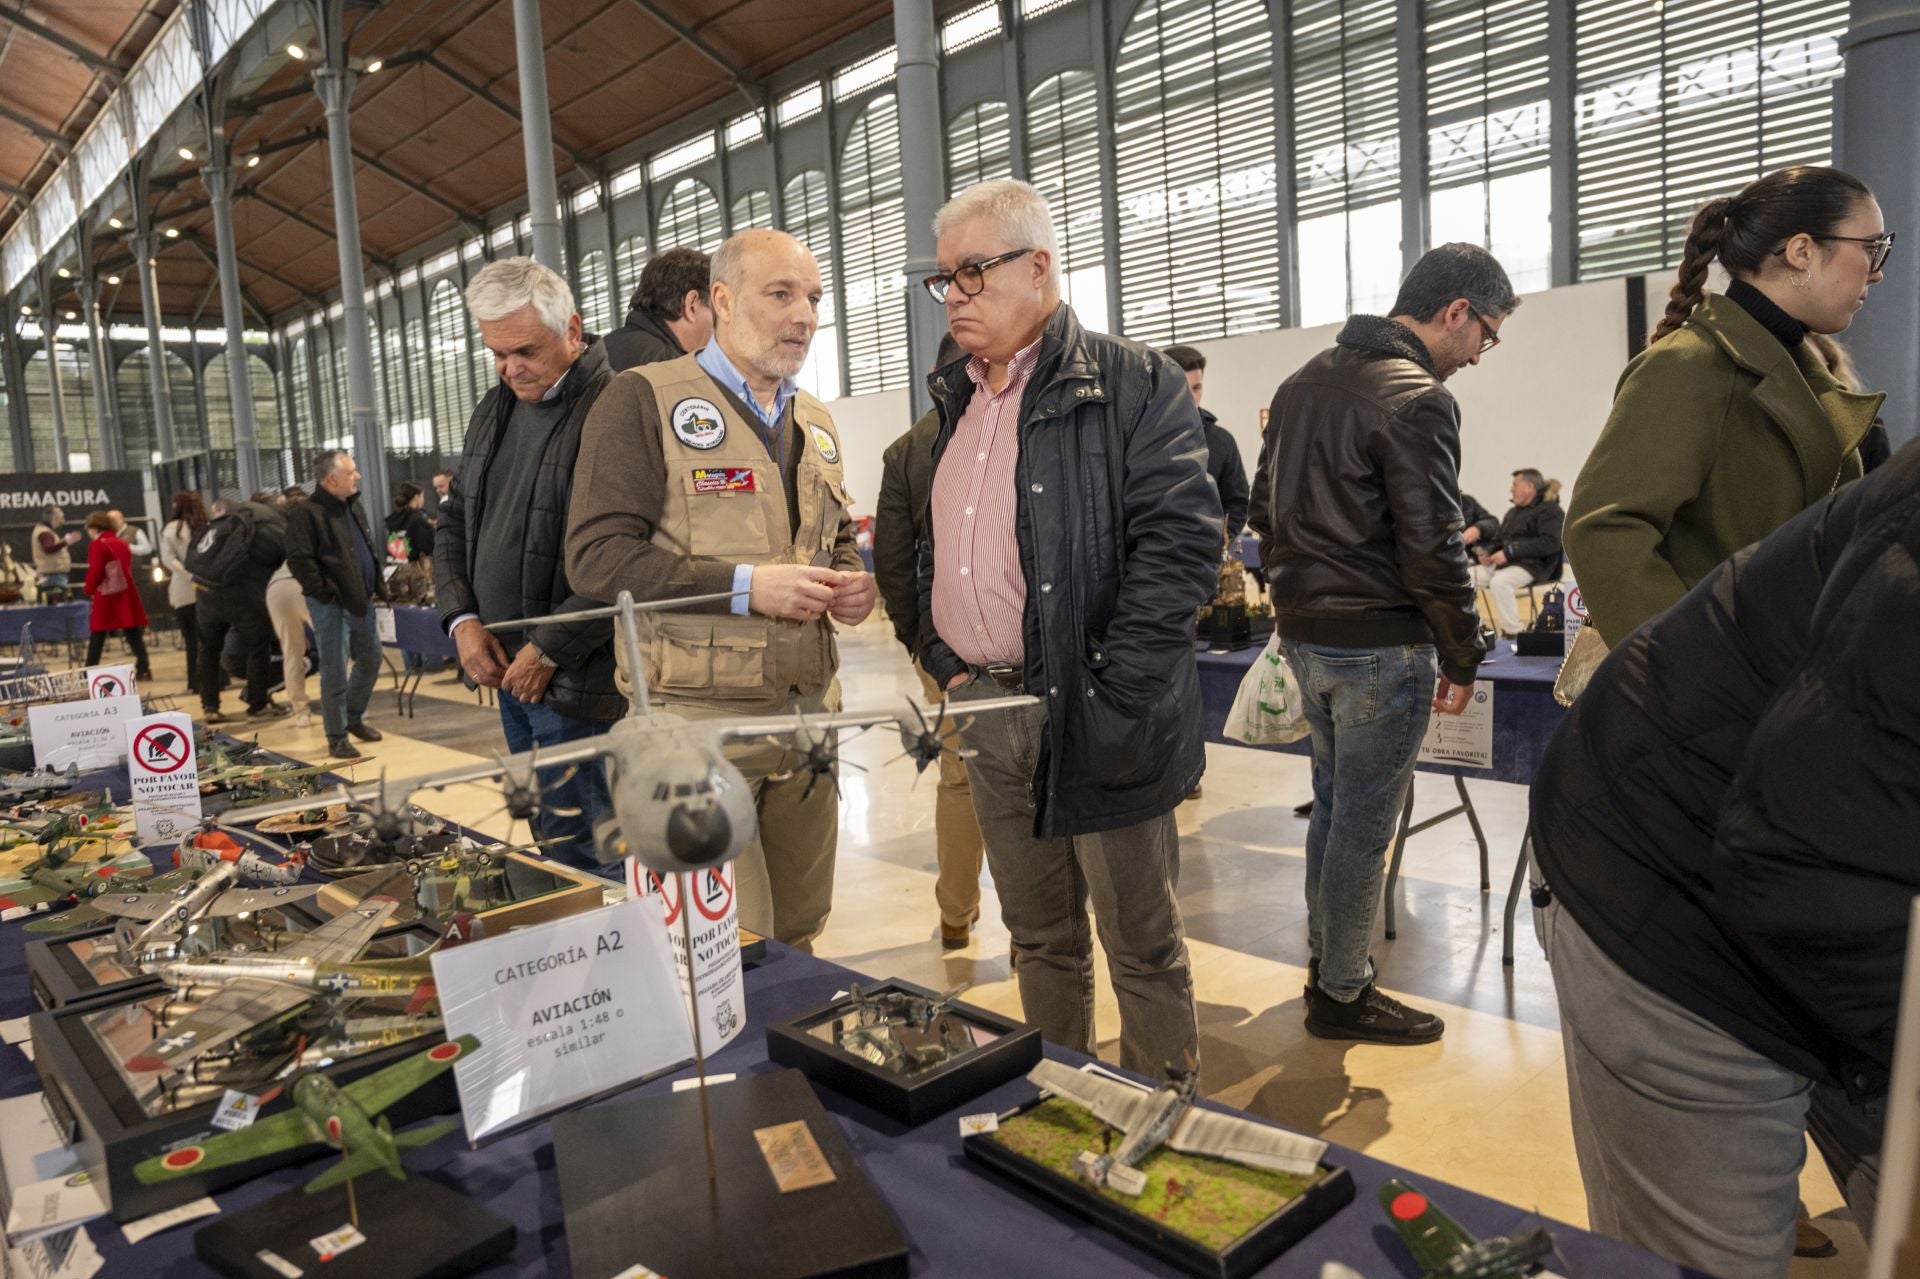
650;617;714;691
682;470;772;557
711;620;770;689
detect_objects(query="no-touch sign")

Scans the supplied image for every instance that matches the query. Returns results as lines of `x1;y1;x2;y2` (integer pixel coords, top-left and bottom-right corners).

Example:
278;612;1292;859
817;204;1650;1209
693;866;733;922
627;862;742;1052
86;665;137;699
124;711;201;844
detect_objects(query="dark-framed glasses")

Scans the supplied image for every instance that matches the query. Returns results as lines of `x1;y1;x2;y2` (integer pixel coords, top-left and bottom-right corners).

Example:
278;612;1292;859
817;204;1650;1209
922;248;1034;303
1820;231;1896;273
1466;305;1501;355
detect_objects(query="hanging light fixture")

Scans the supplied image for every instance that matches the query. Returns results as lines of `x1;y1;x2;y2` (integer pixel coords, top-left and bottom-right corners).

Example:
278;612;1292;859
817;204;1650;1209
106;275;121;286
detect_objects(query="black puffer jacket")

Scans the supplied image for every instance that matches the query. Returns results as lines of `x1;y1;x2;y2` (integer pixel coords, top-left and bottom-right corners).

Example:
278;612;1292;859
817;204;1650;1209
434;341;622;724
287;490;384;615
874;409;938;653
601;305;685;374
1251;315;1485;684
1490;496;1564;582
917;304;1221;838
1533;439;1920;1100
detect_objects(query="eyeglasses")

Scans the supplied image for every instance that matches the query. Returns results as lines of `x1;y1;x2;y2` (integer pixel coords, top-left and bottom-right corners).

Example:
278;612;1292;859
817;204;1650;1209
1466;305;1501;355
1818;231;1896;273
922;248;1034;303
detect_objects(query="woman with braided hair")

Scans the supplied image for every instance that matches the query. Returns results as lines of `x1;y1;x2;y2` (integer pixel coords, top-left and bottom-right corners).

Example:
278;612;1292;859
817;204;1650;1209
1564;165;1890;647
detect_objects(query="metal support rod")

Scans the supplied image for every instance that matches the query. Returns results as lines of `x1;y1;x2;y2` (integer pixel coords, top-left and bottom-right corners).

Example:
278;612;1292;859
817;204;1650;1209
1545;0;1577;288
894;0;946;422
680;873;717;1189
512;0;565;272
130;222;179;461
1264;0;1300;326
1089;0;1124;332
1;320;32;470
1000;1;1026;179
75;238;123;469
1395;0;1428;275
205;162;263;494
37;269;70;470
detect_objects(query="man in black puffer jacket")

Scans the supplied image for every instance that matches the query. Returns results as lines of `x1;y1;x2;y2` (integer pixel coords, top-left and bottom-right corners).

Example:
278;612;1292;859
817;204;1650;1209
434;258;619;871
286;453;387;758
918;181;1220;1078
1250;243;1515;1047
1532;440;1920;1277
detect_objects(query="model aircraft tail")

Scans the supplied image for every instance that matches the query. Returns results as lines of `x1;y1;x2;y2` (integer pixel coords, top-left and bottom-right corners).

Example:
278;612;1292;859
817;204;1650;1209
303;1145;396;1194
390;1118;458;1151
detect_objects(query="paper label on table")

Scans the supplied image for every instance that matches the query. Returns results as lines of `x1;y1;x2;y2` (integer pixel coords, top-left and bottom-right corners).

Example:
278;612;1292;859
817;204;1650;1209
432;897;692;1141
210;1089;259;1132
608;1266;666;1279
122;712;201;845
374;606;397;644
27;695;141;770
117;1195;218;1244
8;1224;104;1279
254;1250;304;1278
671;1072;734;1092
628;861;745;1051
1417;682;1494;769
0;1016;31;1045
957;1112;999;1137
309;1224;366;1262
4;1171;107;1244
17;1040;32;1063
81;666;135;700
753;1120;837;1193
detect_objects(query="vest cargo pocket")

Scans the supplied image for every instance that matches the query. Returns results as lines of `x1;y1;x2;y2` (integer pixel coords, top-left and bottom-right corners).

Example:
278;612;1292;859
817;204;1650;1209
820;479;852;552
711;622;769;690
650;618;714;691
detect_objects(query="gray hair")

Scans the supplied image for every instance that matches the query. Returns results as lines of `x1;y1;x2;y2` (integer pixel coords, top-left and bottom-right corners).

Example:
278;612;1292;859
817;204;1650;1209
933;180;1061;288
1391;243;1521;322
312;449;352;485
464;256;576;337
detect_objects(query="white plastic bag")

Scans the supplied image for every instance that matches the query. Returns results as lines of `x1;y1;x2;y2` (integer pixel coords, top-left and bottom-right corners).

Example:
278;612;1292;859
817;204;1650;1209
1222;633;1311;745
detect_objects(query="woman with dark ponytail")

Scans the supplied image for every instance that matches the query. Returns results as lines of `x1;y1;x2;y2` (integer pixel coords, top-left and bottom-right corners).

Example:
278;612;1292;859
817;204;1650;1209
1565;165;1890;647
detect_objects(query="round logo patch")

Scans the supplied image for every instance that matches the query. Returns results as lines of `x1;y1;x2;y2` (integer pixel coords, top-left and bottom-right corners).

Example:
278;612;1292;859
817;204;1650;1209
671;397;727;450
809;425;840;463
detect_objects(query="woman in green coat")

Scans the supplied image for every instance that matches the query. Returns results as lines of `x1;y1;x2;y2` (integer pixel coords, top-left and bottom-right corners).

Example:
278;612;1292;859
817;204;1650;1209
1566;166;1890;647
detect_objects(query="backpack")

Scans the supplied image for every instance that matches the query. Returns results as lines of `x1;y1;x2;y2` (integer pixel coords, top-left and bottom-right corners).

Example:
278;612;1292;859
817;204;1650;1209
184;502;287;588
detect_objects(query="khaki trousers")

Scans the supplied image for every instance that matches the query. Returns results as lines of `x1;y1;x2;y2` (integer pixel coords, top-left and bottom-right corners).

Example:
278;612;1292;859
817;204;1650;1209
914;664;984;929
264;577;312;714
657;682;841;951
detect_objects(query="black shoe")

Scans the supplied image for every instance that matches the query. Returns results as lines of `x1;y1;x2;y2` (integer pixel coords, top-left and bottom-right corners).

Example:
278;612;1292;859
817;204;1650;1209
346;721;383;742
327;737;362;761
247;702;292;720
1305;981;1444;1045
204;709;228;726
1293;799;1314;817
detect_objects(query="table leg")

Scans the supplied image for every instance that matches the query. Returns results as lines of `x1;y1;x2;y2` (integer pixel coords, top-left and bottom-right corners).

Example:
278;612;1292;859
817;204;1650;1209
1502;823;1533;967
1455;774;1489;891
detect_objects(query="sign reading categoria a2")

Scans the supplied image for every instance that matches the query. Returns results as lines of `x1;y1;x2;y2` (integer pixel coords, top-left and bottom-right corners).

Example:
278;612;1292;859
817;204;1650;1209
432;897;694;1141
124;711;201;845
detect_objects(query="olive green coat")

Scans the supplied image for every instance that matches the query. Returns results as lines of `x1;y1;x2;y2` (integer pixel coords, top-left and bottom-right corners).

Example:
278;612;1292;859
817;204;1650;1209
1566;293;1883;645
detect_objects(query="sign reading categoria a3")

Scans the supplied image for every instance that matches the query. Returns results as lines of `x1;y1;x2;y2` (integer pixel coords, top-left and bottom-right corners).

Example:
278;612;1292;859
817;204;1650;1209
28;694;142;770
124;711;201;844
431;897;694;1140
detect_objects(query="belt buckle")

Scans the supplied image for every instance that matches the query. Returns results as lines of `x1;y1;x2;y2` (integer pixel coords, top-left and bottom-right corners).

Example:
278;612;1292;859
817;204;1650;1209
983;662;1022;691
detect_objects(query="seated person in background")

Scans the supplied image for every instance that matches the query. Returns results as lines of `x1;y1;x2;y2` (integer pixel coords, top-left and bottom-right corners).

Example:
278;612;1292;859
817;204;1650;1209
1470;468;1563;637
1459;492;1498;548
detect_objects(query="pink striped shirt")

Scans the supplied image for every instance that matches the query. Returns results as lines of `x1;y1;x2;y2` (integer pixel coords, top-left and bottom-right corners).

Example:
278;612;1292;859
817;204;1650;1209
930;338;1043;667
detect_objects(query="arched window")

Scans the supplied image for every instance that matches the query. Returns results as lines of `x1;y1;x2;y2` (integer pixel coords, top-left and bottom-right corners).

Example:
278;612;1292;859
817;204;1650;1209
783;171;840;402
428;280;470;456
946;101;1013;195
23;343;97;469
286;337;312;453
405;317;433;452
114;348;196;462
1026;71;1109;331
576;249;613;335
380;323;409;442
730;190;772;232
1114;0;1280;344
615;233;649;313
202;351;282;450
656;178;724;254
839;94;908;395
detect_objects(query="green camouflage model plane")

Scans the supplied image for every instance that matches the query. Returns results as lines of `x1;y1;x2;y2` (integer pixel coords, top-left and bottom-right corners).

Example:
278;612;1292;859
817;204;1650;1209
1380;1179;1560;1279
20;868;202;935
134;1033;479;1193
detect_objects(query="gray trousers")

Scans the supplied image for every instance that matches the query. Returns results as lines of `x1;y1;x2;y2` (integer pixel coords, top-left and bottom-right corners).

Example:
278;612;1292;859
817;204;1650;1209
953;678;1198;1076
1549;902;1883;1277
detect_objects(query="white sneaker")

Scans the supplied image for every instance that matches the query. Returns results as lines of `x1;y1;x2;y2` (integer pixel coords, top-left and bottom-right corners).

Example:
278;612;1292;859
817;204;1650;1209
293;711;312;728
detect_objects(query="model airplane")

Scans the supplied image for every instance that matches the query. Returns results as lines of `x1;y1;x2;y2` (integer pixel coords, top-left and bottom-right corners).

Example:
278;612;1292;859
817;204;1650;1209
135;1034;479;1193
223;591;1036;878
1027;1059;1328;1196
19;868;203;935
839;982;977;1072
0;761;81;802
0;789;124;850
90;858;325;955
173;829;307;885
0;836;147;914
1381;1179;1561;1279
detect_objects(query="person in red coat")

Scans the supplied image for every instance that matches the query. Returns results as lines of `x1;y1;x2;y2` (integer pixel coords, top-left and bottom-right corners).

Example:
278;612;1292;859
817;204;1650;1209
82;511;151;677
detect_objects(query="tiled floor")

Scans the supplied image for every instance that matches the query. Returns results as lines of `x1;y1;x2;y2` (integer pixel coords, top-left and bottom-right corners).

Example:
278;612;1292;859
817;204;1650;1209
123;619;1869;1275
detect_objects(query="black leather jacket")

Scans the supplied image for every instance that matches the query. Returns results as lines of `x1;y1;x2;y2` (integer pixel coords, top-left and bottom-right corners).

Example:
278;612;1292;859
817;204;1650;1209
917;304;1221;838
1250;315;1485;684
287;490;384;616
434;341;623;724
1490;497;1565;582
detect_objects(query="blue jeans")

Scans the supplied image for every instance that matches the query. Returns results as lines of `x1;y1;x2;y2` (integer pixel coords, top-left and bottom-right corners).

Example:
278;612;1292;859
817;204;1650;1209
497;687;615;873
1281;641;1435;1001
308;598;381;741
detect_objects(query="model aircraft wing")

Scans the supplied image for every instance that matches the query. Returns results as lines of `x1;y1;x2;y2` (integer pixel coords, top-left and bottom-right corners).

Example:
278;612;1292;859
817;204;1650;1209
1028;1060;1159;1134
133;1108;315;1184
1380;1178;1479;1272
714;696;1039;744
221;741;613;826
0;883;69;910
339;1034;479;1117
202;883;326;917
1166;1106;1327;1175
124;981;311;1073
84;892;178;922
20;902;106;934
277;900;398;962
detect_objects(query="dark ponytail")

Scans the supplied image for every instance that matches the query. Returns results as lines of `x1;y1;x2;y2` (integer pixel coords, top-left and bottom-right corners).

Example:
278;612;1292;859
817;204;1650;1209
1654;166;1874;342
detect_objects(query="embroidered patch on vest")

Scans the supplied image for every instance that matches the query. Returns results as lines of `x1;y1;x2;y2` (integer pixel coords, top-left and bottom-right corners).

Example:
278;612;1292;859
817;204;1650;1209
671;397;727;450
809;424;839;463
691;468;757;494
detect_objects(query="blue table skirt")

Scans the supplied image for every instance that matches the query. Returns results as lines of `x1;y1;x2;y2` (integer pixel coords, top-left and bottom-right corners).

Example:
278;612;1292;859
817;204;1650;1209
386;603;458;661
0;602;90;647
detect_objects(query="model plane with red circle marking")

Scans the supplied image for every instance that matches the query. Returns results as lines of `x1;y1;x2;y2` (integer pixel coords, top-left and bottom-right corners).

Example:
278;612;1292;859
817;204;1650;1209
132;1033;479;1193
1379;1177;1562;1278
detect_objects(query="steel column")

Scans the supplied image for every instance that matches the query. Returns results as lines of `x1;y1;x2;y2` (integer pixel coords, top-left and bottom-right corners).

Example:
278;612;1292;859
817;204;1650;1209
895;0;947;420
512;0;565;271
204;162;263;494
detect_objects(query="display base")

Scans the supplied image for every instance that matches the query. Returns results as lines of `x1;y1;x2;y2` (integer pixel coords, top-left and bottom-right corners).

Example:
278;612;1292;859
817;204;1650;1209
553;1067;908;1279
193;1173;513;1279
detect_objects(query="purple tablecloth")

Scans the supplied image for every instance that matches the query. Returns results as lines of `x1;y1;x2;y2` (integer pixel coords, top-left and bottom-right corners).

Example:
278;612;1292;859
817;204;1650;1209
0;758;1701;1277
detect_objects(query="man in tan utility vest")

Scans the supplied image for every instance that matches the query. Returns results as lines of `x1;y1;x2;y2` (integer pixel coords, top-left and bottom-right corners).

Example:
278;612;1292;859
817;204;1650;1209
30;505;80;593
567;229;874;950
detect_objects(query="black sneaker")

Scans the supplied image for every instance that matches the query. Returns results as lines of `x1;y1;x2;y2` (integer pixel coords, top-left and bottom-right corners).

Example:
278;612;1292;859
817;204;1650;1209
203;709;228;726
327;737;362;761
1305;981;1444;1045
247;702;292;720
346;721;383;742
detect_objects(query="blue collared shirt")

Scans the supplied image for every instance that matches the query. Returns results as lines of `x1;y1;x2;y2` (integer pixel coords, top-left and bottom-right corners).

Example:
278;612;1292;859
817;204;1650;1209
695;340;798;616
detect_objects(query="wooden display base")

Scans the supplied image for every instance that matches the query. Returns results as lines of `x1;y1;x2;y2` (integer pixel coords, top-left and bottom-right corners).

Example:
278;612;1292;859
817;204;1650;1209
553;1068;908;1279
194;1173;513;1279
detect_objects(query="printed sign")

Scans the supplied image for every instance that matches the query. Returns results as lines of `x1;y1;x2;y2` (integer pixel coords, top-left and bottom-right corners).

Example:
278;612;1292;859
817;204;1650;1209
374;606;397;644
432;898;693;1141
27;695;142;770
83;665;136;700
1417;682;1494;770
123;712;201;844
210;1090;259;1133
690;468;756;494
629;861;746;1051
